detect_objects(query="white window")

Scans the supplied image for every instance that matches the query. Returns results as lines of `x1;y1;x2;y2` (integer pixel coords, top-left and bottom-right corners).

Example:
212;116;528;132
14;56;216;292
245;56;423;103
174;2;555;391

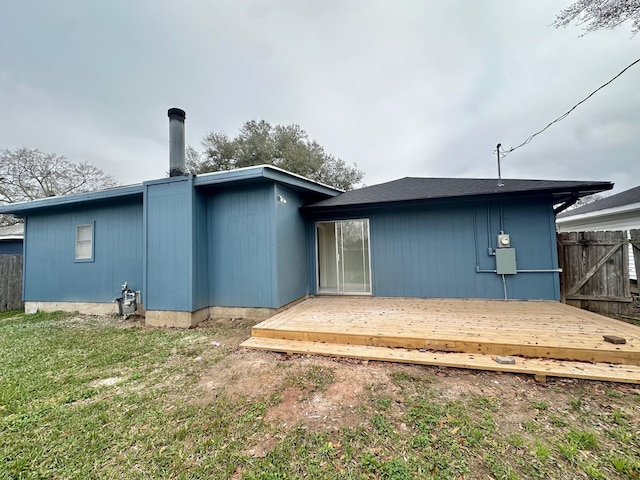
75;224;93;261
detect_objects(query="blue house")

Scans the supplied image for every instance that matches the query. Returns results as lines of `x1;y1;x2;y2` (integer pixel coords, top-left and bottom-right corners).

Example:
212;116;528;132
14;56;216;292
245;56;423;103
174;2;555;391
0;109;612;326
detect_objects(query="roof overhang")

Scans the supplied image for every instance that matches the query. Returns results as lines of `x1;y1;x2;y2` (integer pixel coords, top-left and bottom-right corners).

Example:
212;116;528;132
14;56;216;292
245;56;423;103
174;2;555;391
0;166;342;217
0;184;144;217
193;165;342;197
301;181;614;215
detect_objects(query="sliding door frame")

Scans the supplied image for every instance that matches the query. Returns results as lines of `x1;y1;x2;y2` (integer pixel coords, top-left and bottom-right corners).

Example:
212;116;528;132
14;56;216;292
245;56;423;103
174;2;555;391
315;219;372;295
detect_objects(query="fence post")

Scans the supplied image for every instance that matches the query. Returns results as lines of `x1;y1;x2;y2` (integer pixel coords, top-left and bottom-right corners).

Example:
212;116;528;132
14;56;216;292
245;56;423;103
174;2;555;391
632;229;640;286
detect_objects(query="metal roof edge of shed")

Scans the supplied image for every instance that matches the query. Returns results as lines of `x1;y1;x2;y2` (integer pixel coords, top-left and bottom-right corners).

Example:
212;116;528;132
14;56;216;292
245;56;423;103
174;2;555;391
556;201;640;224
0;184;144;215
192;164;342;196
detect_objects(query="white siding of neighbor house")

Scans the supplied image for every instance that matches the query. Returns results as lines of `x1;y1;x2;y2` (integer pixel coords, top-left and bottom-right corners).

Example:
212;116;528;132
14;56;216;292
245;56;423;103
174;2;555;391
556;205;640;280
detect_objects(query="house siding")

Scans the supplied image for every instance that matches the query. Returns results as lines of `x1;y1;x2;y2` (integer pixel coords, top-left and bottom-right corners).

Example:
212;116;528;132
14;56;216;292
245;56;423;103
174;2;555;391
192;189;210;310
23;200;143;303
275;185;309;306
207;183;276;308
145;178;193;311
308;198;560;301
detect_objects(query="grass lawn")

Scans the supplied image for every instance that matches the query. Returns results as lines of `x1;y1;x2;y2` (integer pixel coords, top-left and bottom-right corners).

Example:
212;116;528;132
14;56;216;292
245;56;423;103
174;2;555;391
0;310;638;479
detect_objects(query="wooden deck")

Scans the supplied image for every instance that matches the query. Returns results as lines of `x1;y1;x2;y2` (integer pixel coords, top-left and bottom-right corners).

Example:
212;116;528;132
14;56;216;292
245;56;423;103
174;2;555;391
241;296;640;383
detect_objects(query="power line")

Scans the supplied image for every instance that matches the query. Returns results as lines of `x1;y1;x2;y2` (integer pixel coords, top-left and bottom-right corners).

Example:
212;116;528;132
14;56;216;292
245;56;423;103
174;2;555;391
500;56;640;158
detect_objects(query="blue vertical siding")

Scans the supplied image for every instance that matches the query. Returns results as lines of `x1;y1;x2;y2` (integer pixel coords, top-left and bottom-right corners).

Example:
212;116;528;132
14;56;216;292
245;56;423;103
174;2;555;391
145;178;193;311
371;203;484;298
307;198;560;300
275;185;309;306
23;200;143;302
500;201;560;300
207;183;276;308
192;189;210;310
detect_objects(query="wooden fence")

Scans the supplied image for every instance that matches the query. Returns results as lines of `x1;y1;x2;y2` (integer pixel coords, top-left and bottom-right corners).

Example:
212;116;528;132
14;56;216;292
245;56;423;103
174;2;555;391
558;230;640;319
0;254;23;312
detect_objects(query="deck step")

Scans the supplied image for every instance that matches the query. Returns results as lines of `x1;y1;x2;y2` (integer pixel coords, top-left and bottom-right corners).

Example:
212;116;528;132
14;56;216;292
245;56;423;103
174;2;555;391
240;337;640;384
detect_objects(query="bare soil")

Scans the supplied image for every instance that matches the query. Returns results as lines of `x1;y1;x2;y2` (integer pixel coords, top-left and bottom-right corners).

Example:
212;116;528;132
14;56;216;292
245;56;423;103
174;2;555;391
193;318;640;437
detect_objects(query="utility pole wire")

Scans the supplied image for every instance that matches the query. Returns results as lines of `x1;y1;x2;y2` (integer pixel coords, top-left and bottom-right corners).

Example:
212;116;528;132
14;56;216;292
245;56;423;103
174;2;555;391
501;56;640;158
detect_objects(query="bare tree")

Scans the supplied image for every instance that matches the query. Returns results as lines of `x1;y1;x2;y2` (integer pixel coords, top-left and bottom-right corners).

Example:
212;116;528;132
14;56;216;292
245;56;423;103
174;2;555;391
553;0;640;35
564;192;610;211
0;148;118;226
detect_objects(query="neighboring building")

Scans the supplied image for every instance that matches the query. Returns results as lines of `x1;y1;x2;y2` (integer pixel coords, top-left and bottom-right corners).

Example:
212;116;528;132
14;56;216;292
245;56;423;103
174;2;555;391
0;223;24;255
0;109;613;327
557;185;640;280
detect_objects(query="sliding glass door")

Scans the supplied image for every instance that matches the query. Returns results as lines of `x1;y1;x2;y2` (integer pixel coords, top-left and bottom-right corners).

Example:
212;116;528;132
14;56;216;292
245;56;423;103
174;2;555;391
316;219;371;294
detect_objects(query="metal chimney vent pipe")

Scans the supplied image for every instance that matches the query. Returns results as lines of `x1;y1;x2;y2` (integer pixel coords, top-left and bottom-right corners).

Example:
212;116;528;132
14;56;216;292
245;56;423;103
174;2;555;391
168;108;186;177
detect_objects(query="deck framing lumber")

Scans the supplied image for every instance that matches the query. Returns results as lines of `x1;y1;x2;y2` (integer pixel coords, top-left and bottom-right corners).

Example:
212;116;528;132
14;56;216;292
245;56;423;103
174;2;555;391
241;296;640;382
241;337;640;384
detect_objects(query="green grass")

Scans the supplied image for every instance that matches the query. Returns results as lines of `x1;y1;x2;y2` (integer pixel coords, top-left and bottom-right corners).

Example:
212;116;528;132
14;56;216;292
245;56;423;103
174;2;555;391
285;364;335;393
1;310;639;479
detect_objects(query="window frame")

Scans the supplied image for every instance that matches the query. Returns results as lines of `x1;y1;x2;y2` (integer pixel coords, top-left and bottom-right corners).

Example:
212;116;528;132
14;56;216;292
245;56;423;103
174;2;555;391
75;222;95;262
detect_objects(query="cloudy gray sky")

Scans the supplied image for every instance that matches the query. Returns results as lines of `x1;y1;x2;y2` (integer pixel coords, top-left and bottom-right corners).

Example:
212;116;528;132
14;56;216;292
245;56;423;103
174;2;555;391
1;1;638;193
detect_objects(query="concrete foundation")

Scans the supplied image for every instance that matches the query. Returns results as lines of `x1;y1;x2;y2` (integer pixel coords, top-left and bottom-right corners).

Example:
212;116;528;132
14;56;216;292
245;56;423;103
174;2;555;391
145;307;210;328
25;301;119;316
26;296;311;328
209;306;277;321
145;296;310;328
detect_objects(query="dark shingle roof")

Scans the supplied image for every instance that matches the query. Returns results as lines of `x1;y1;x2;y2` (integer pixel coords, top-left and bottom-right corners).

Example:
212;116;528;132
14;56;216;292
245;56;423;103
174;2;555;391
302;177;612;212
557;184;640;218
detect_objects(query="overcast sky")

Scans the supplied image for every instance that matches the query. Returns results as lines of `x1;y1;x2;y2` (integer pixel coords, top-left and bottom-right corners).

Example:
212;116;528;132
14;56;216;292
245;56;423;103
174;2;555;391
1;1;638;193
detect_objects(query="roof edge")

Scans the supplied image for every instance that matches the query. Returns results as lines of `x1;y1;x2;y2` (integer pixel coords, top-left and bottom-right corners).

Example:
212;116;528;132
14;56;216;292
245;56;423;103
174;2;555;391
302;180;613;213
556;201;640;223
0;184;144;215
193;164;343;196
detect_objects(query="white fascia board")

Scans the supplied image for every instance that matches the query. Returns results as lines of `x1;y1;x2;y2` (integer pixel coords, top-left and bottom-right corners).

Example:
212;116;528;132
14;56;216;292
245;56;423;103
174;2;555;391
557;202;640;225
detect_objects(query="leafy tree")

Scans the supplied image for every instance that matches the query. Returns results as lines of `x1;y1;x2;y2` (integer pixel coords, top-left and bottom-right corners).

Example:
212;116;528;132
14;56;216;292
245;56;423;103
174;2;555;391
188;120;364;191
553;0;640;35
0;148;118;226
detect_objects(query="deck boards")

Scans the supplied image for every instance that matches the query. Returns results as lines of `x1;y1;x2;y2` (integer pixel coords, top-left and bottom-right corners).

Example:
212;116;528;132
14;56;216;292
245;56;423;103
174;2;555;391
242;337;640;384
241;297;640;382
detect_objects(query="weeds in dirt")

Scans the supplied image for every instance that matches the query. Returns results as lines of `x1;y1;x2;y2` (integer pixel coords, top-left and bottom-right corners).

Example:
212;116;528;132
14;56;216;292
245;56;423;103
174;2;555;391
1;310;639;479
533;400;549;411
285;364;335;392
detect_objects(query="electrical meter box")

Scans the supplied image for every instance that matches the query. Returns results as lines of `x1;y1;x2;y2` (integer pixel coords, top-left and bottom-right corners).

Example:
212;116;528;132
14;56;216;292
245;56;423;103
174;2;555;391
497;233;511;248
496;248;517;275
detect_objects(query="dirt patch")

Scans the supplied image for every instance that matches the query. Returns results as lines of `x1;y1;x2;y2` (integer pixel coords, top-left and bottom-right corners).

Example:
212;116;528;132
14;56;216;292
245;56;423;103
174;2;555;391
197;350;404;429
197;349;280;399
191;313;640;448
263;360;386;430
195;317;256;348
243;435;280;458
